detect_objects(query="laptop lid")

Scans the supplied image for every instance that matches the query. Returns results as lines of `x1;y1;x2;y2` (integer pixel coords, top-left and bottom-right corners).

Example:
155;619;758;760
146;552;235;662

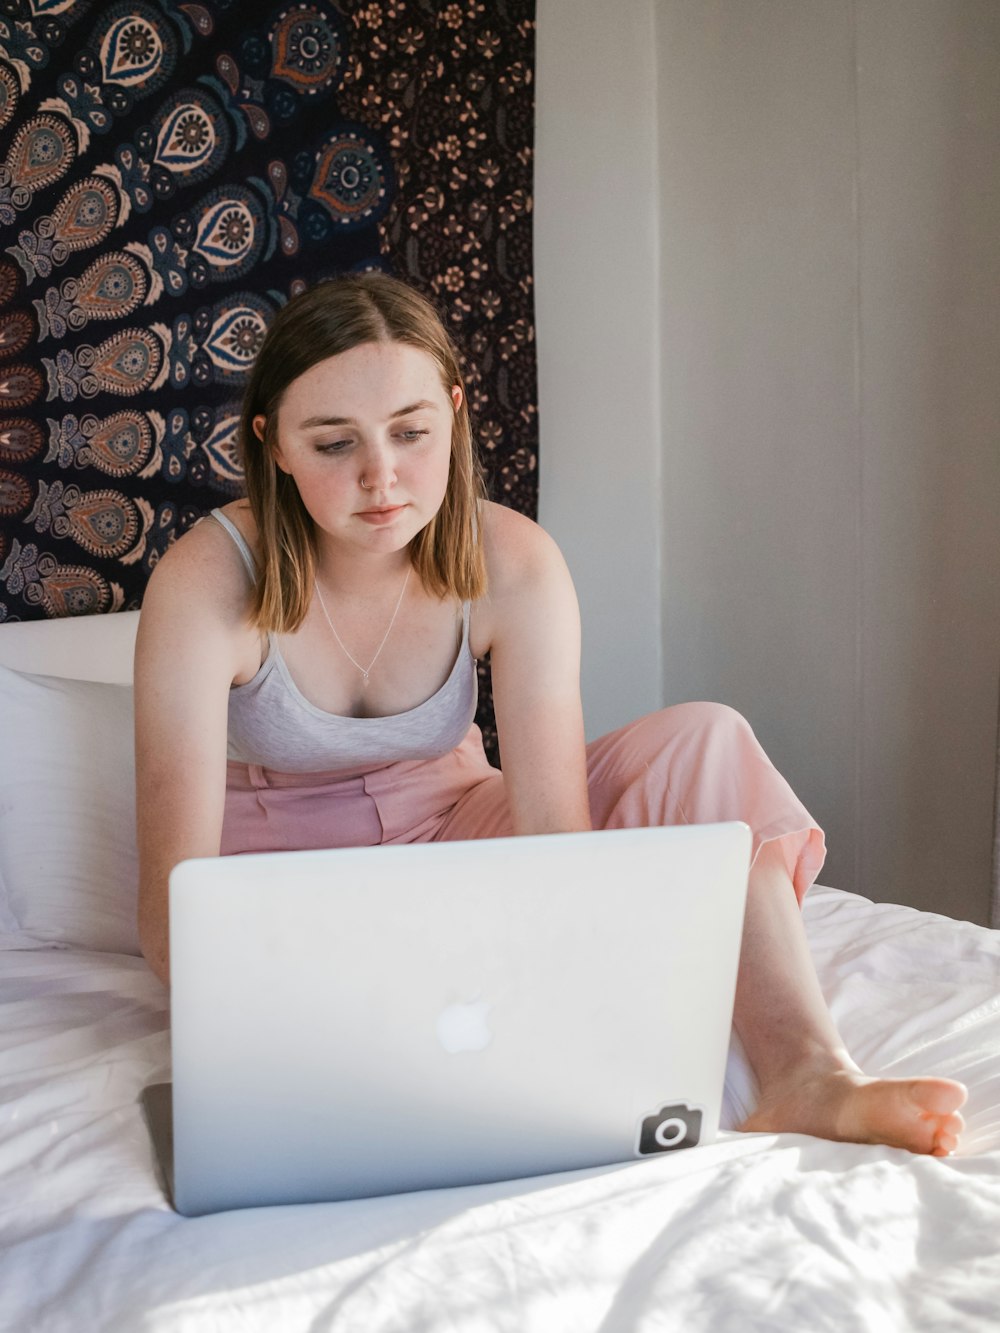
166;822;751;1215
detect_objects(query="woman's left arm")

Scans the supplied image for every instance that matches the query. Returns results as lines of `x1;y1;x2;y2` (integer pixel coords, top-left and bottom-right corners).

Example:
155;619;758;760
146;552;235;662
481;503;592;835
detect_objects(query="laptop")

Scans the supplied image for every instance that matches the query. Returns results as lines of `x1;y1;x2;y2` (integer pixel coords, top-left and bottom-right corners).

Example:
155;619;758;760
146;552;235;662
143;822;751;1215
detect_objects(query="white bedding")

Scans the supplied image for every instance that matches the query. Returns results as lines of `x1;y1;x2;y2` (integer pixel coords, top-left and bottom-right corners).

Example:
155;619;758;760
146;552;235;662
3;885;999;1333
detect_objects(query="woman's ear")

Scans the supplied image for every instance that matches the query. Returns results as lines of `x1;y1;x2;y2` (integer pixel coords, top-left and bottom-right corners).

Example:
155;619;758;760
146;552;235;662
450;384;463;412
253;413;291;474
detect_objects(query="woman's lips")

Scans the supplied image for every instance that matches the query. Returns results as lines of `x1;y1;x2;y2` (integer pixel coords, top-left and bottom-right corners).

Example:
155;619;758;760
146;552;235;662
356;505;407;525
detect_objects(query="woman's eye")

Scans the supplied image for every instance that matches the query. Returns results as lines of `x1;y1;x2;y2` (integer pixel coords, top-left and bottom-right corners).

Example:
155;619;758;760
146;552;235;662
316;440;352;454
399;429;429;442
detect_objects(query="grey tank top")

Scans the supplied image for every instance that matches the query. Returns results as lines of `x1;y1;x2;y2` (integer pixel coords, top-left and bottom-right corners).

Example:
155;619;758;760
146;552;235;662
209;509;478;774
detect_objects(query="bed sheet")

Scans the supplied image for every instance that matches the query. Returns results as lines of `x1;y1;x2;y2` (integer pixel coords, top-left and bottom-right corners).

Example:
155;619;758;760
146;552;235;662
1;886;999;1333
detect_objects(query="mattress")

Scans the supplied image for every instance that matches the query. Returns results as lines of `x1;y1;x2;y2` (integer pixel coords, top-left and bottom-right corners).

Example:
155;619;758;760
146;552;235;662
2;883;998;1333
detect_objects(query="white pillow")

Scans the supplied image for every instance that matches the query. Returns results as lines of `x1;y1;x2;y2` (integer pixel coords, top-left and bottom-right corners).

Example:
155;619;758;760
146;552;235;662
0;665;140;954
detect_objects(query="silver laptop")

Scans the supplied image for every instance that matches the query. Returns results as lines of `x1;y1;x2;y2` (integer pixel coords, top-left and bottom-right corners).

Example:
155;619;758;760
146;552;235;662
145;822;751;1215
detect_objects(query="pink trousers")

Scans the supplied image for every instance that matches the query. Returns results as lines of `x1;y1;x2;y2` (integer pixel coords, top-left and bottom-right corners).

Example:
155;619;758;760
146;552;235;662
221;703;826;906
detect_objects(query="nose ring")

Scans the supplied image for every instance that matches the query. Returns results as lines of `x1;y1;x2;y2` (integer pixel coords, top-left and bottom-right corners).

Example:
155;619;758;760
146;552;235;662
360;478;370;490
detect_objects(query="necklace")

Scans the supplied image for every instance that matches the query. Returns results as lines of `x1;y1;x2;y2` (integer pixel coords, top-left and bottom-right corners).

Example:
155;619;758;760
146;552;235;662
314;566;411;685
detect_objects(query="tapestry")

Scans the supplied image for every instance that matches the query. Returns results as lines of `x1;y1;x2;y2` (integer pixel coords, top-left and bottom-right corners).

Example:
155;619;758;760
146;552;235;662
0;0;537;760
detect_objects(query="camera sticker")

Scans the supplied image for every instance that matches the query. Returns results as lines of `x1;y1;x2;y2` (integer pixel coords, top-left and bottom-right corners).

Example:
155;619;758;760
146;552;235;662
635;1101;704;1155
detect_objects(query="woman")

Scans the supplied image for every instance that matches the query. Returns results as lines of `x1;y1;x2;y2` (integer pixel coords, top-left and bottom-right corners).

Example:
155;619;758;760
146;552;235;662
135;272;967;1156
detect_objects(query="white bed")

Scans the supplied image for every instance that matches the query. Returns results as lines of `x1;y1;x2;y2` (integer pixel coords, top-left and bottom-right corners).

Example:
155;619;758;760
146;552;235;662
1;611;999;1333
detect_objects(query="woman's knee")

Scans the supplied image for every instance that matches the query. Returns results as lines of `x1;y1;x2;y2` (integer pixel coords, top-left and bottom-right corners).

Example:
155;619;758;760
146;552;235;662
642;701;755;754
587;703;756;783
587;702;760;829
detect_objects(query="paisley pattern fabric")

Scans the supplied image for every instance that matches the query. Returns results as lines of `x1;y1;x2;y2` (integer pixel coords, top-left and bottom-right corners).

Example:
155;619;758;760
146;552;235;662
0;0;538;761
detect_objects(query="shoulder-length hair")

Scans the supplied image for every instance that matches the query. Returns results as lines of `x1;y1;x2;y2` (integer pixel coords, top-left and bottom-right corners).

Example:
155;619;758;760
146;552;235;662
239;272;488;634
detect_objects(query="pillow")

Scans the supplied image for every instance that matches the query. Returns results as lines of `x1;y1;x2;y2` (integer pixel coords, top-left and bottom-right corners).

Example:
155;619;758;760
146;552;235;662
0;665;140;954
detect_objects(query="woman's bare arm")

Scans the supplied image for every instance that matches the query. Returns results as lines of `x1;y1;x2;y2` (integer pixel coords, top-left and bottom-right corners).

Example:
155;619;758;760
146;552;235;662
480;503;592;835
134;524;252;985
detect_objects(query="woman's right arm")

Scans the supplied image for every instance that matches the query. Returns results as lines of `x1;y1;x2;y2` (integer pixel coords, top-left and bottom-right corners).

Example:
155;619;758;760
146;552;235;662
134;525;250;986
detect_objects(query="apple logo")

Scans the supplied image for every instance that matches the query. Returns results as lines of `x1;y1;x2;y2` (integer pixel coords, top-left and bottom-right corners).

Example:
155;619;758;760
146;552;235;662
436;999;493;1055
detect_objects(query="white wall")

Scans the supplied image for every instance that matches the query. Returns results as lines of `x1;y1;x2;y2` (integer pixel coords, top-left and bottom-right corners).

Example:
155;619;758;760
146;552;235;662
655;0;860;896
534;0;1000;924
654;0;1000;924
533;0;663;740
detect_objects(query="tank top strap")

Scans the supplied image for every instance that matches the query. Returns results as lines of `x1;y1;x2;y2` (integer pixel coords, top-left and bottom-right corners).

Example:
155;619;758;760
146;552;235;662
209;507;256;582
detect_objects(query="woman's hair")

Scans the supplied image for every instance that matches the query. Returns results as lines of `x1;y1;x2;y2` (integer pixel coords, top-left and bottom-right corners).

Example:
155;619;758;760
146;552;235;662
238;271;488;633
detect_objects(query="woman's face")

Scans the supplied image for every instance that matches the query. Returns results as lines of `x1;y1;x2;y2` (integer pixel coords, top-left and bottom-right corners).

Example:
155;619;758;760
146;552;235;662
260;340;461;562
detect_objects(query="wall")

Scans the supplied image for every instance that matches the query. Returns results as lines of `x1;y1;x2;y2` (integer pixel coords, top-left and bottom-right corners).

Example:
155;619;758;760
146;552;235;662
533;0;663;740
655;0;1000;924
534;0;1000;924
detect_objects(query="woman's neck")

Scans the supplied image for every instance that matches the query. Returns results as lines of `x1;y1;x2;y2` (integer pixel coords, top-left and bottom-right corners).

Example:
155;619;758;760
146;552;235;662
312;542;413;601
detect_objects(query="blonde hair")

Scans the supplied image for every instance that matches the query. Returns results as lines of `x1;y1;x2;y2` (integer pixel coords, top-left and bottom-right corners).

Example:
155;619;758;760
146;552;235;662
238;272;488;633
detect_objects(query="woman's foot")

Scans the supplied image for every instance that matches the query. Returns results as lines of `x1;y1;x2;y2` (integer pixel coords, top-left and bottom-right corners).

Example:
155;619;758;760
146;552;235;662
737;1063;968;1155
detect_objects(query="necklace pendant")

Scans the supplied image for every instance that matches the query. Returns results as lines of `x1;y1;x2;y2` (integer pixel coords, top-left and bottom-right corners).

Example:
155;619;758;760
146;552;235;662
361;670;370;685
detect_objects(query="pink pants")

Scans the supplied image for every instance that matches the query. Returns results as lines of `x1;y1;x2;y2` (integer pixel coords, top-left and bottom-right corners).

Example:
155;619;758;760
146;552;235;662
221;703;826;906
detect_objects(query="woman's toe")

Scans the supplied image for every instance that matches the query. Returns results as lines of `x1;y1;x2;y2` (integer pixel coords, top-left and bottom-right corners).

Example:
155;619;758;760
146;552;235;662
933;1129;959;1155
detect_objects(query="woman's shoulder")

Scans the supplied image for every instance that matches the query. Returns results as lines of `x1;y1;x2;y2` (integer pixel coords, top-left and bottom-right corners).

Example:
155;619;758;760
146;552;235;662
209;499;260;549
144;499;258;620
137;500;264;685
473;502;577;659
471;501;578;658
188;499;259;560
480;499;565;597
158;500;256;568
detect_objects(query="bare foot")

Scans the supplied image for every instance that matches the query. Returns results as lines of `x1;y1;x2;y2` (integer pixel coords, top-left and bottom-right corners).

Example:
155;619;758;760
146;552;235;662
737;1065;968;1156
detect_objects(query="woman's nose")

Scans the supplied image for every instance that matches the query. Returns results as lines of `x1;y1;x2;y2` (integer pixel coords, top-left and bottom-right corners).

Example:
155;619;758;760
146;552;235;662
360;444;397;492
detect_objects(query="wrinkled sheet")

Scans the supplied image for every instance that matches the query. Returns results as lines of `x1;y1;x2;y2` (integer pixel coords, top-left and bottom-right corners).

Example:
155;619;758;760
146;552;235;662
1;886;999;1333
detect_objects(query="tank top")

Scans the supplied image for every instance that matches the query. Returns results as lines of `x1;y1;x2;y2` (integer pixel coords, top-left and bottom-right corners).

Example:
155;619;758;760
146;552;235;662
208;509;478;774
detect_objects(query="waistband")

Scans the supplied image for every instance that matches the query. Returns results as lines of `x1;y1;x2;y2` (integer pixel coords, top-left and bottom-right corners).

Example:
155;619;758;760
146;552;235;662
225;760;388;791
224;725;494;794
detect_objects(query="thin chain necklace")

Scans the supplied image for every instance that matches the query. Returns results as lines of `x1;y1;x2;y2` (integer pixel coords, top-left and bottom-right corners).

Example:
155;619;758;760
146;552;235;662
313;566;411;685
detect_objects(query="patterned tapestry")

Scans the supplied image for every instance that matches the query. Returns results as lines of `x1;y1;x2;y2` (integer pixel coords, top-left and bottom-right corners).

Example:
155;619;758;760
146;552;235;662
0;0;538;760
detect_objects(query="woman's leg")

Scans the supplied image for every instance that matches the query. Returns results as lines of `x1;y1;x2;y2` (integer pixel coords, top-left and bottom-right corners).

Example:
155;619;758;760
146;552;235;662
734;839;967;1153
430;705;969;1153
586;704;968;1154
